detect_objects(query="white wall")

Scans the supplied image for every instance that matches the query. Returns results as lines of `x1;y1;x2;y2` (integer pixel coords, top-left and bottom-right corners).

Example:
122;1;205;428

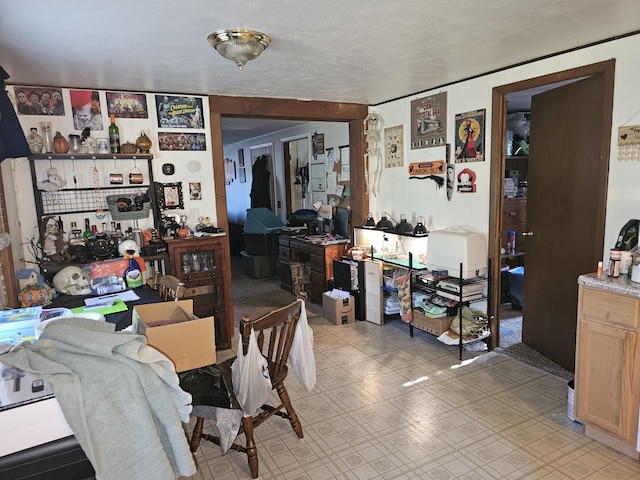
368;34;640;264
223;121;350;225
6;88;215;267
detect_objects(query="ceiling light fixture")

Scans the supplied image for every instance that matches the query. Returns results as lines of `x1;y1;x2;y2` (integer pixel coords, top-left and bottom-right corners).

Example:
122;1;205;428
207;29;271;70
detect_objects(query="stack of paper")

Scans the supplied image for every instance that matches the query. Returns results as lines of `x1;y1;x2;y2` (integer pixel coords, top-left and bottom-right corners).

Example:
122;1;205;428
504;178;516;198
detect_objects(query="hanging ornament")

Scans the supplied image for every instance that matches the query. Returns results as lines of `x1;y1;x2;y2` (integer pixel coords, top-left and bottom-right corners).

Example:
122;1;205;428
93;162;106;220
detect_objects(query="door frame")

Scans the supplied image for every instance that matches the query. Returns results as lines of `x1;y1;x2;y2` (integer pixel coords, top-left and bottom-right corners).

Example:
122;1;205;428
488;59;615;350
208;96;368;324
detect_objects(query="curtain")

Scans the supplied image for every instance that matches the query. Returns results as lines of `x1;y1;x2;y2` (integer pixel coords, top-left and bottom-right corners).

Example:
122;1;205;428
0;66;30;162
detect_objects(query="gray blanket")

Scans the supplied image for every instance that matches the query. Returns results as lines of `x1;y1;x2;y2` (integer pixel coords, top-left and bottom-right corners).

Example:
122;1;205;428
1;317;196;480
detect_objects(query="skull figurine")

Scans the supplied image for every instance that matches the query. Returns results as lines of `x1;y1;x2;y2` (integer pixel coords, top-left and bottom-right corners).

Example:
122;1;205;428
52;266;92;295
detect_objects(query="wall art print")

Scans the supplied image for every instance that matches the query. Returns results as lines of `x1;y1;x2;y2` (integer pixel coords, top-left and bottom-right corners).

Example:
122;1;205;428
158;132;206;151
410;92;447;149
106;92;148;118
70;90;103;131
224;158;235;185
384;125;404;167
454;109;485;163
155;95;204;128
155;182;184;209
189;182;202;200
14;86;65;116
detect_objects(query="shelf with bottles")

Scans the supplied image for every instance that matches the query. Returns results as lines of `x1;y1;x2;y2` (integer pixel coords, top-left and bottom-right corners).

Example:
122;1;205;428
354;226;428;270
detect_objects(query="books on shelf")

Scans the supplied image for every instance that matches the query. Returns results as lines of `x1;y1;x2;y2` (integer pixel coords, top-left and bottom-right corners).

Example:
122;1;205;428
436;289;484;302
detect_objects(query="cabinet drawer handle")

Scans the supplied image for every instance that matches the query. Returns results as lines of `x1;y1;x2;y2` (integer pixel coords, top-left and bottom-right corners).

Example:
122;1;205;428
508;211;516;216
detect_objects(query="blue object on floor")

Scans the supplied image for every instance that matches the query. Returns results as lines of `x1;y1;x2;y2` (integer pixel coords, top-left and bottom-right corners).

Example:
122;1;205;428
508;266;524;309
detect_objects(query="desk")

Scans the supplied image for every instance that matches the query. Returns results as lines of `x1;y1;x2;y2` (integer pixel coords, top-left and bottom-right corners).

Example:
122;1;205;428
279;236;348;303
46;284;161;331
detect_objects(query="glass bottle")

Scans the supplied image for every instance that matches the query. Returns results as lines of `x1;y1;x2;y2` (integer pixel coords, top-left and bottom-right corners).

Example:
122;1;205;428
631;250;640;283
136;130;152;153
40;121;53;153
27;127;43;153
83;218;93;240
108;114;120;154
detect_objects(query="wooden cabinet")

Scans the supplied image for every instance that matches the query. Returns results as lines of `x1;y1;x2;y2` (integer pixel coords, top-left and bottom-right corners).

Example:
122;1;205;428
575;284;640;459
167;236;233;350
502;197;527;258
278;236;347;303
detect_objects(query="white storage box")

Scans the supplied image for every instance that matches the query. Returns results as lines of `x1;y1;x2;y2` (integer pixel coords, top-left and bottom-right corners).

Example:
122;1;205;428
427;226;487;279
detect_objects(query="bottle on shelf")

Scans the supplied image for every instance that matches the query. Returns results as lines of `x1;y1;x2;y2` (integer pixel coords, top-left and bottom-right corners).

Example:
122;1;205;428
108;114;120;154
83;218;93;240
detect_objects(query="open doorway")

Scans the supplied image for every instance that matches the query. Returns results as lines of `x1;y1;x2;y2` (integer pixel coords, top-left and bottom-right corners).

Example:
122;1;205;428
489;60;614;372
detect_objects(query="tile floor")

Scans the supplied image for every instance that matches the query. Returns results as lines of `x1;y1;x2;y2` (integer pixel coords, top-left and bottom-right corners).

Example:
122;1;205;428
182;316;640;480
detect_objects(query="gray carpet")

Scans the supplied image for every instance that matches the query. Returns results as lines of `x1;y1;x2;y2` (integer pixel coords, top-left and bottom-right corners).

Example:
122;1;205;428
497;304;574;381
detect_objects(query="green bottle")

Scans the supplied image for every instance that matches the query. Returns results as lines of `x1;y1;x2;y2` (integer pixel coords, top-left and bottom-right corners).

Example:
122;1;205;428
108;114;120;154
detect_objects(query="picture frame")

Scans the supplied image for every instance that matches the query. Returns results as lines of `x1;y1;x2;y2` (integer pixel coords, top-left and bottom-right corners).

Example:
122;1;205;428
238;148;245;167
106;92;148;118
14;86;65;116
238;167;246;183
155;182;184;209
155;95;205;129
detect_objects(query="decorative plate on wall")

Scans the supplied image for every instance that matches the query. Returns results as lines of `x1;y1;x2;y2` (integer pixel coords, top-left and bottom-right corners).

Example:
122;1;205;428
187;160;201;173
162;163;175;175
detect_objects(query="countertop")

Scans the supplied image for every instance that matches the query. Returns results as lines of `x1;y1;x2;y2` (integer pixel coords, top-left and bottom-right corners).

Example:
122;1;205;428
578;272;640;298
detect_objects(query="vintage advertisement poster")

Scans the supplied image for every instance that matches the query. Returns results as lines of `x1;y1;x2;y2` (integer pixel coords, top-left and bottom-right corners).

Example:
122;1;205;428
384;125;404;167
14;86;65;115
155;95;205;128
410;92;447;149
454;109;485;163
106;92;148;118
158;132;206;151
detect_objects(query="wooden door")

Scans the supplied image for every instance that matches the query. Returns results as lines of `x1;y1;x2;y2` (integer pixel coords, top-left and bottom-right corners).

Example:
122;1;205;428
523;75;609;371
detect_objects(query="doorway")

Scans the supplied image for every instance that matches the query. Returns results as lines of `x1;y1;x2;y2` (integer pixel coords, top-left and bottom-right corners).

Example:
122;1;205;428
489;60;615;372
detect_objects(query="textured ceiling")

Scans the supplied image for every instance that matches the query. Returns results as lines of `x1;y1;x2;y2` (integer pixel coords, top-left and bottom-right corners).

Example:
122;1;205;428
2;1;639;143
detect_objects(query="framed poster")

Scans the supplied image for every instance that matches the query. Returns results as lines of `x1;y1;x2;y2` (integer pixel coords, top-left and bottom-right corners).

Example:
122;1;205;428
454;109;485;163
155;95;204;128
70;90;103;131
106;92;148;118
155;182;184;209
411;92;447;149
384;125;404;167
238;148;245;167
238;167;246;183
158;132;206;151
14;86;65;115
189;182;202;200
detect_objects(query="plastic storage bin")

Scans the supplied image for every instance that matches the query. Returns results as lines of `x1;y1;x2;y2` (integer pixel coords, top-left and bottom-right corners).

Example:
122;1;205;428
241;250;277;278
244;233;279;255
244;207;285;234
508;266;524;309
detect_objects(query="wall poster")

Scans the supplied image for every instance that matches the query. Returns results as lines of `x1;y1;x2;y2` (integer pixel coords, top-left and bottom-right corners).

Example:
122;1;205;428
155;95;204;128
384;125;404;167
410;92;447;149
106;92;148;118
454;109;485;163
14;86;65;115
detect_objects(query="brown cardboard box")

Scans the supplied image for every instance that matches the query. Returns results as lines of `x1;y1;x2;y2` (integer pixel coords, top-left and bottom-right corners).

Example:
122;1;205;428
132;299;216;372
411;309;453;336
322;291;355;325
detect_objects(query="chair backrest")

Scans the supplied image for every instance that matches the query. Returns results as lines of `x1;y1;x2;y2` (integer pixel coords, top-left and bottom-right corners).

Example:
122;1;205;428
239;292;306;383
155;274;185;301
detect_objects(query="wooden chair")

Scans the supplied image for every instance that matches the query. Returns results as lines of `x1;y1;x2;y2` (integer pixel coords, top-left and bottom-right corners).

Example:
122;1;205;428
189;292;307;479
153;272;185;301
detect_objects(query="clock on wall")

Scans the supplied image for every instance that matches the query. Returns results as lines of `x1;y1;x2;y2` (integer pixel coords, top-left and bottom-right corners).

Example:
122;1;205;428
384;125;404;168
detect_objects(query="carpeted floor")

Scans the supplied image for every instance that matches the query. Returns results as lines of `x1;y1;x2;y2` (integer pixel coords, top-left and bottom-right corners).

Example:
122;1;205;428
497;303;574;381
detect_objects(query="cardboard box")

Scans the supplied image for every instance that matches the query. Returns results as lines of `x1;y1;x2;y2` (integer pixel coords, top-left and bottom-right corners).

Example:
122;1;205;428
322;291;355;325
411;309;453;336
132;299;215;372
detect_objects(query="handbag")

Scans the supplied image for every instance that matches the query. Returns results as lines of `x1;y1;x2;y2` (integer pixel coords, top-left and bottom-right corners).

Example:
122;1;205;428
230;328;272;417
288;300;316;391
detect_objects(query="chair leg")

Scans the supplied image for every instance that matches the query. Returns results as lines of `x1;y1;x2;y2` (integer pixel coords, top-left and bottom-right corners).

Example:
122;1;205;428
190;417;204;453
243;416;259;479
276;384;304;439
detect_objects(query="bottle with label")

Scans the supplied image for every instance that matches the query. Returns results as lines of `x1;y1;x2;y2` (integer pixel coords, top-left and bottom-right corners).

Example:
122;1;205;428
108;114;120;154
83;218;93;240
124;250;143;288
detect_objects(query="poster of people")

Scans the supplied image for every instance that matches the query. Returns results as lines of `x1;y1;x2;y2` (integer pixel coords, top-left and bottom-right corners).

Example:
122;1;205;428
155;95;204;128
158;132;206;151
70;90;103;131
14;86;65;115
106;92;148;118
454;109;485;163
410;92;447;149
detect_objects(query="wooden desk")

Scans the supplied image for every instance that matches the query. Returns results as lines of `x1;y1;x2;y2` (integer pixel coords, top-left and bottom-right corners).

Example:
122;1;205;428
278;236;348;303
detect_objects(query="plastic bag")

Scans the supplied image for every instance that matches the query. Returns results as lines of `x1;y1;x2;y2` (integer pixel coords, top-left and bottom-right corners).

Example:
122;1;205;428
288;300;316;390
230;328;272;417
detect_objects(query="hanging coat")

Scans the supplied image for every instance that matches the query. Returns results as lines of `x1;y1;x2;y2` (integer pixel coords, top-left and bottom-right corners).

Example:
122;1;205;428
250;154;271;209
0;66;31;162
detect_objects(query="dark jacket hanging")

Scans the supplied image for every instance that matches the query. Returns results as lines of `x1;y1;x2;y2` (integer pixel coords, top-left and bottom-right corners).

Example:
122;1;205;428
250;155;271;209
0;66;30;162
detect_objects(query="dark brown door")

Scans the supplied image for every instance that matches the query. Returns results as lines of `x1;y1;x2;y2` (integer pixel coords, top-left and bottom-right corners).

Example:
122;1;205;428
523;74;608;372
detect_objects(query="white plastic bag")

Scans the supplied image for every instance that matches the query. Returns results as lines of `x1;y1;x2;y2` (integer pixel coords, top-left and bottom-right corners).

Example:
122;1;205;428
231;327;272;417
288;300;316;390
